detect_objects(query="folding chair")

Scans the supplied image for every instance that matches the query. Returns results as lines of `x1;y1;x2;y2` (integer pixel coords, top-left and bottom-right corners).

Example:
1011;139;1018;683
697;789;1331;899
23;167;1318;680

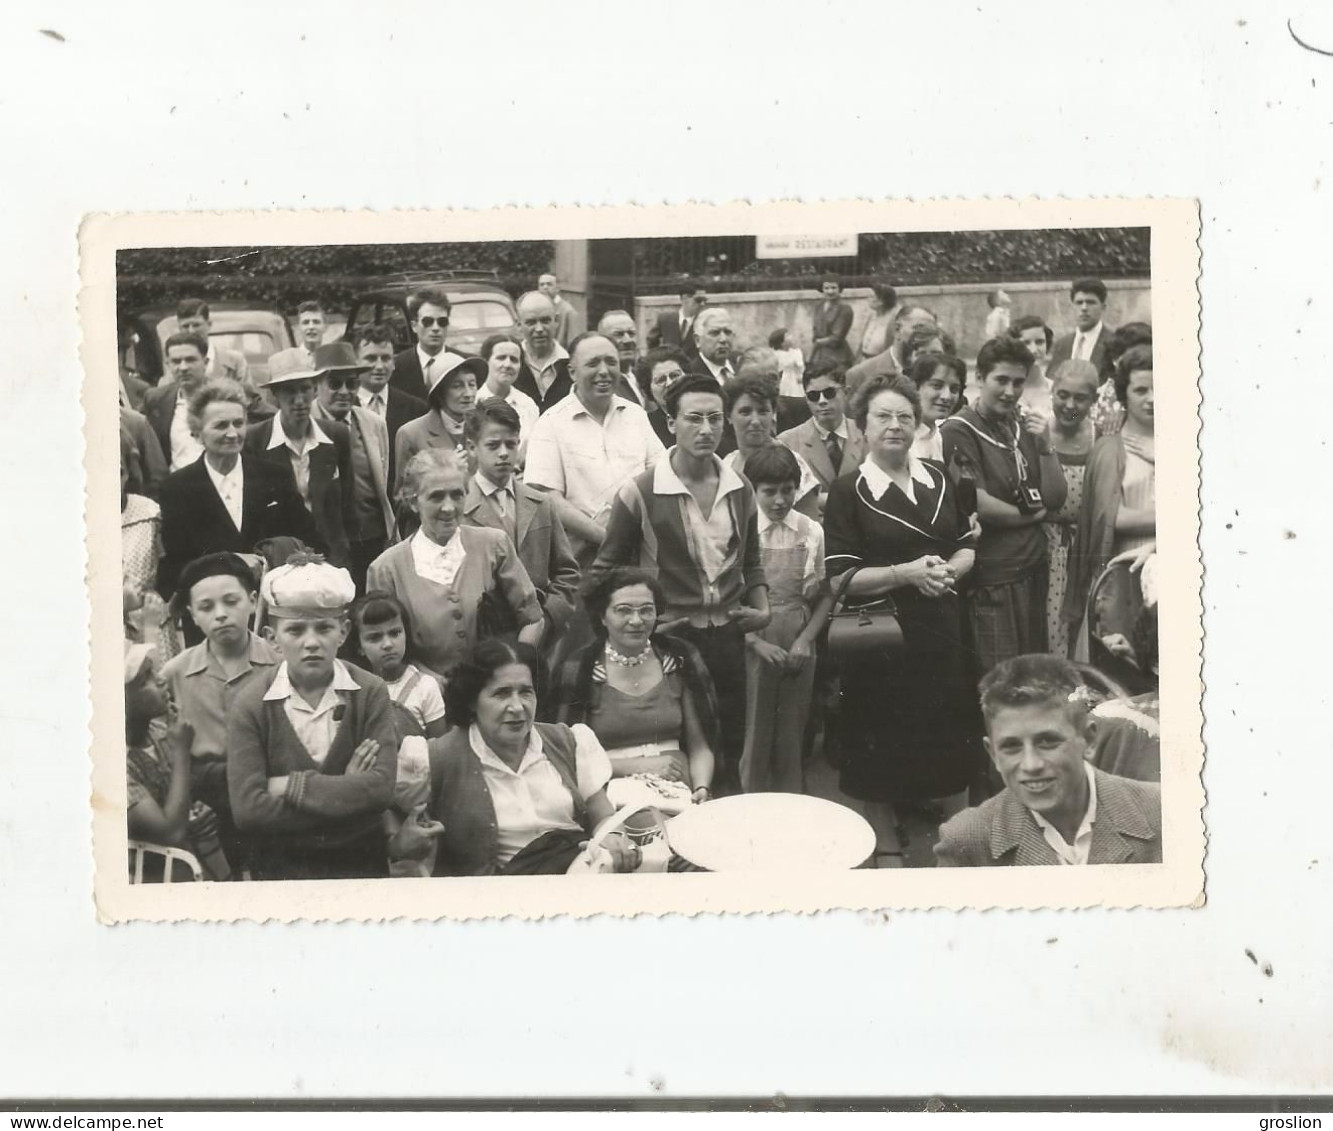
128;841;204;884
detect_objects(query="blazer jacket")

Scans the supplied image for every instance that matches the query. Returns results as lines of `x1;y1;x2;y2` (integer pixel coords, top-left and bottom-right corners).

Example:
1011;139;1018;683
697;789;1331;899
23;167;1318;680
157;453;320;597
141;379;183;458
389;347;429;402
647;309;700;356
513;355;572;414
121;406;168;499
777;417;867;492
934;767;1163;867
810;298;855;370
393;410;468;498
314;403;396;544
1050;323;1116;382
461;478;582;631
244;416;354;569
207;345;249;383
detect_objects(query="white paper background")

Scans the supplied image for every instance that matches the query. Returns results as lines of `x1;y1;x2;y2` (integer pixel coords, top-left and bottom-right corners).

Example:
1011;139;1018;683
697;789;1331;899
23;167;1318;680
1;0;1329;1099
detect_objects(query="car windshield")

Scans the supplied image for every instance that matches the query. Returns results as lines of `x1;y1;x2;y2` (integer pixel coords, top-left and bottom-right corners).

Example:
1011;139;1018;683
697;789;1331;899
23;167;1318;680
155;312;293;362
447;301;515;331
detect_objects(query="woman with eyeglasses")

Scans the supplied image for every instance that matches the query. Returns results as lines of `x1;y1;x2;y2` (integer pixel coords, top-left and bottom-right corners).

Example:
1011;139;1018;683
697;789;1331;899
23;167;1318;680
637;346;690;448
823;374;982;860
723;372;821;519
549;567;718;805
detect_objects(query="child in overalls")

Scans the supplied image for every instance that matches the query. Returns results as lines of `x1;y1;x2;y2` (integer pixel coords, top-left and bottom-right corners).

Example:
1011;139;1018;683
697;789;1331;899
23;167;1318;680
739;445;835;793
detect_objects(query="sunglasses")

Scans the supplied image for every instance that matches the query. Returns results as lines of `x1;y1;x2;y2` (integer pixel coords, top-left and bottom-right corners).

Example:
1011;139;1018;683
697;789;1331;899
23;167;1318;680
418;316;448;328
324;374;361;390
805;386;841;403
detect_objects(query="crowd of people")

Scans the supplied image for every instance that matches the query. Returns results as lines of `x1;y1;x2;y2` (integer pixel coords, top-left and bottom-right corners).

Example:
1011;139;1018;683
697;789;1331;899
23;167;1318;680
117;272;1163;881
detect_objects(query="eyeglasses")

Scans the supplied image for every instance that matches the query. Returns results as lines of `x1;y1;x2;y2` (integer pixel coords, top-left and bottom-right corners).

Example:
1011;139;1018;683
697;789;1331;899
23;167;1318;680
805;387;840;403
324;375;361;390
678;412;725;428
418;316;448;328
610;604;657;620
870;410;918;427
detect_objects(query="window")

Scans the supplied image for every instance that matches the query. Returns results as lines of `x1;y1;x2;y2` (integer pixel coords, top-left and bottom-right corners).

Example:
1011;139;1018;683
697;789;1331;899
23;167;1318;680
447;300;516;331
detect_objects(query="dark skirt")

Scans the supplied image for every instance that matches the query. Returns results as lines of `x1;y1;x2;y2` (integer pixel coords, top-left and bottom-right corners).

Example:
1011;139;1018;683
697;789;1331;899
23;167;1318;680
248;826;389;881
835;590;983;802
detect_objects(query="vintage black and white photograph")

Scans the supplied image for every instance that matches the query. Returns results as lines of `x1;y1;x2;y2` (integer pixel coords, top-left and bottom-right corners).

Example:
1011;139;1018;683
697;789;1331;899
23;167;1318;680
86;198;1202;920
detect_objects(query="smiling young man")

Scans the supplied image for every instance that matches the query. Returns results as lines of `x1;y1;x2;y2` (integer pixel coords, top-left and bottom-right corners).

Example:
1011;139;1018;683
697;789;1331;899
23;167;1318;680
592;372;770;791
935;654;1162;867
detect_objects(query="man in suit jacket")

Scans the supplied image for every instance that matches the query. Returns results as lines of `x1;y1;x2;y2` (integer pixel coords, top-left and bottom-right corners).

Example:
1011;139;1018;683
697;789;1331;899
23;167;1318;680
141;332;212;470
120;405;168;499
244;348;355;571
311;341;398;591
689;307;742;384
176;297;250;384
390;285;454;402
808;275;855;371
1048;277;1116;382
935;655;1163;867
463;398;582;648
646;281;707;358
538;273;580;348
777;366;866;504
512;291;572;413
352;325;427;489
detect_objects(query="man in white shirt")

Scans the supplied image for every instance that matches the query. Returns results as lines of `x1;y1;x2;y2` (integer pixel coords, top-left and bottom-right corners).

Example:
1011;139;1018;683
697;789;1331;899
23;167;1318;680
525;331;665;563
295;300;327;369
597;308;649;406
142;332;211;470
935;654;1163;867
353;324;426;488
690;307;741;384
537;273;579;348
513;291;572;413
176;297;250;384
1049;277;1115;380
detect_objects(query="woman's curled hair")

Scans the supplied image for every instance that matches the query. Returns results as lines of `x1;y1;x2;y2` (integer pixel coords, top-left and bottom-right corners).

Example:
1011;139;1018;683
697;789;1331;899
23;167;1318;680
580;567;666;635
186;378;247;435
443;637;542;728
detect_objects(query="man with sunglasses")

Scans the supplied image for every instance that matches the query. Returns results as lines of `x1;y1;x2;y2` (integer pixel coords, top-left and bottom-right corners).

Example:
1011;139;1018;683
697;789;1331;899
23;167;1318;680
311;342;396;592
777;363;865;508
390;286;453;402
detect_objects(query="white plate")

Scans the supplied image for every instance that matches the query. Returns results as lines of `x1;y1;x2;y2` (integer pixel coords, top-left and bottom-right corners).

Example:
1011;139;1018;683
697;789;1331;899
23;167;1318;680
665;793;876;872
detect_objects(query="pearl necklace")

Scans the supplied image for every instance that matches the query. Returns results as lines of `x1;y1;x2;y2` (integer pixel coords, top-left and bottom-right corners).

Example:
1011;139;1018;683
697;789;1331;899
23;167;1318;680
605;644;649;668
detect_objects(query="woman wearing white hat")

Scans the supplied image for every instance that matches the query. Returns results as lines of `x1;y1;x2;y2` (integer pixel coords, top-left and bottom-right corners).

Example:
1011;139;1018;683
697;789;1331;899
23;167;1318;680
392;351;487;500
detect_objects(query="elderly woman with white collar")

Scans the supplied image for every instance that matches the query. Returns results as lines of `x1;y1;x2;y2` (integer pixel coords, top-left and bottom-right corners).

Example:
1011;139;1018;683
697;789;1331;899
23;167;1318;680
822;374;983;858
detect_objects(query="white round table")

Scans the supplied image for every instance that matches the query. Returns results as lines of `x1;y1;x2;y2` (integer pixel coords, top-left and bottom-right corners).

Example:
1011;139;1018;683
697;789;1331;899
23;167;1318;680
665;793;876;872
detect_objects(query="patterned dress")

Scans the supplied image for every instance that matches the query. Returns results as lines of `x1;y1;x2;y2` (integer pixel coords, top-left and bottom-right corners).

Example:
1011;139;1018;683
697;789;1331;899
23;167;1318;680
121;493;162;594
1043;440;1090;658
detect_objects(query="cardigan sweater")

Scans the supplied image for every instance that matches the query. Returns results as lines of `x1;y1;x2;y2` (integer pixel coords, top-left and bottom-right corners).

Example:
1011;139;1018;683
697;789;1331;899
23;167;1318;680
592;459;768;624
365;525;543;676
227;661;398;857
427;722;585;877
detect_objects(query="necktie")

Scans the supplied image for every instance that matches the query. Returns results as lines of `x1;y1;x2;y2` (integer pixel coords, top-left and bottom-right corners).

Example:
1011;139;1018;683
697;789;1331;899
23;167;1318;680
1073;333;1087;361
370;393;385;416
423;357;435;391
718;363;732;382
824;431;843;474
496;489;515;541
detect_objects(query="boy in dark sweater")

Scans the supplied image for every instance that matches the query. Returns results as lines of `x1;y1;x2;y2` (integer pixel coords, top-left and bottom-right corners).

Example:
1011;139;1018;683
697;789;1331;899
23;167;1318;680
227;556;397;880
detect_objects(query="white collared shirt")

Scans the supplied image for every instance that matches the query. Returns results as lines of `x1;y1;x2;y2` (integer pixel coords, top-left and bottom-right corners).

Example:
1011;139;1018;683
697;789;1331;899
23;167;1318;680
266;413;332;505
418;345;445;391
522;342;570;397
1030;762;1099;865
473;470;516;526
357;385;388;417
169;390;204;470
911;422;944;461
813;418;849;443
204;457;244;531
263;659;360;766
410;527;467;589
525;394;666;522
757;507;825;602
1071;320;1104;362
858;454;935;505
698;354;734;383
469;722;612;867
480;382;540;450
654;450;745;585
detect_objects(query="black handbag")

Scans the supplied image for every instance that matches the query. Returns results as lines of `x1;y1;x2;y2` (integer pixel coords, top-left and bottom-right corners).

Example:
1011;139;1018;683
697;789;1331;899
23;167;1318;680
825;566;904;659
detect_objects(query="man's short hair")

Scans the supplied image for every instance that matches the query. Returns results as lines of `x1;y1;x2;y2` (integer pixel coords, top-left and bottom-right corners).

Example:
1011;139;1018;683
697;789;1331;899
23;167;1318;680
801;361;847;388
975;335;1034;379
597;308;634;329
355;322;396;349
1069;277;1108;304
177;551;258;604
407;287;452;321
465;395;522;441
893;303;935;327
176;297;210;322
567;330;613;365
820;273;841;289
1008;314;1053;351
693;307;730;336
664;372;724;418
164;331;208;358
744;443;801;488
978;653;1090;727
1113;343;1153;405
297;299;325;317
678;279;703;298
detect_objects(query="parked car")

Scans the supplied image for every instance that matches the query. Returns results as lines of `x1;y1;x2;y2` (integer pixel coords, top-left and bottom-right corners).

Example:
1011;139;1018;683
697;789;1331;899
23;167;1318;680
122;301;296;388
342;271;519;358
